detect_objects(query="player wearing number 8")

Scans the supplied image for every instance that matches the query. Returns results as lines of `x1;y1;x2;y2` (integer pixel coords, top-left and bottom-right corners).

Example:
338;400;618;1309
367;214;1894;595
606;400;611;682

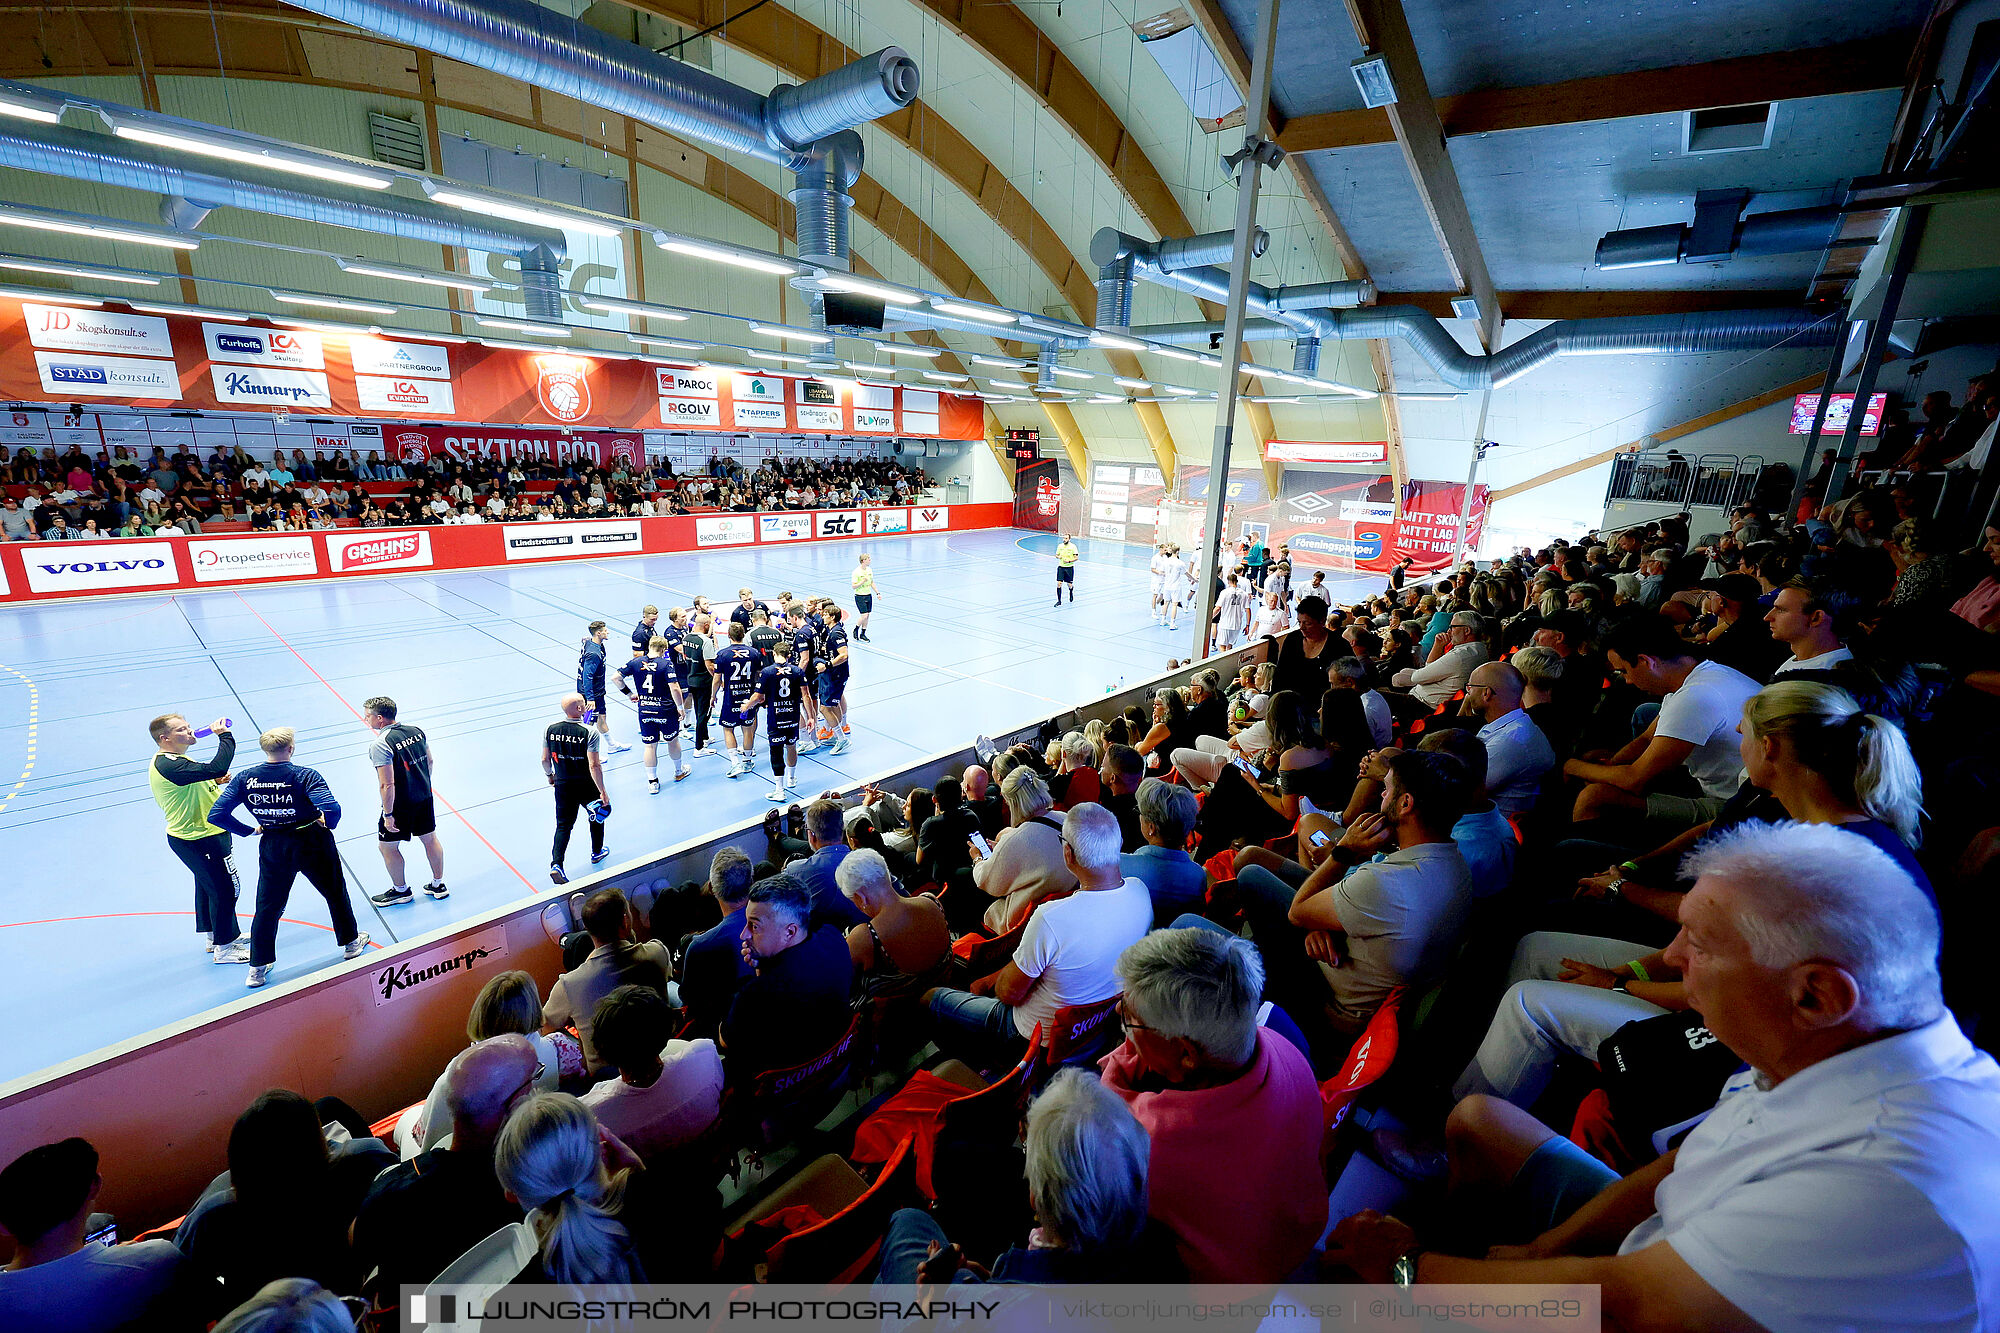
618;636;690;793
746;638;807;801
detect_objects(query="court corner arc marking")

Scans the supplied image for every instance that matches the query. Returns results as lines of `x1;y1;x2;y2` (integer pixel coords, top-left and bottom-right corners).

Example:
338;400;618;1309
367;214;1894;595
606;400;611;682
0;661;39;815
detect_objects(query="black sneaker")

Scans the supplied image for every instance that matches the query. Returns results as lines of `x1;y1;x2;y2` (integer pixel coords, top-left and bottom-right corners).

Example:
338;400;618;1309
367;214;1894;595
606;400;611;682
369;886;414;907
423;881;450;900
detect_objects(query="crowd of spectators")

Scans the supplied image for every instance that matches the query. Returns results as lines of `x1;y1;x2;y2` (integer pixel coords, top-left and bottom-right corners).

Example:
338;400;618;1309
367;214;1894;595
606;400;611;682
0;442;930;539
6;483;2000;1332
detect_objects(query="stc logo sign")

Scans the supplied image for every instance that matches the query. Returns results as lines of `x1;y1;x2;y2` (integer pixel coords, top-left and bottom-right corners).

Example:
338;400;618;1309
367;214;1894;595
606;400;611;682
815;510;861;539
535;359;593;423
23;540;180;593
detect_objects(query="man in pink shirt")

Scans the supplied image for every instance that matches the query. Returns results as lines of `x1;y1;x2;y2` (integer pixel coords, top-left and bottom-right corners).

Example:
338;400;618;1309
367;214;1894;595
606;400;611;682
1099;927;1328;1284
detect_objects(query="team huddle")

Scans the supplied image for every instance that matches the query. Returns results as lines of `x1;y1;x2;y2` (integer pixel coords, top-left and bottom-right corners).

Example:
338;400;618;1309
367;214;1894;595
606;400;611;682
570;576;862;816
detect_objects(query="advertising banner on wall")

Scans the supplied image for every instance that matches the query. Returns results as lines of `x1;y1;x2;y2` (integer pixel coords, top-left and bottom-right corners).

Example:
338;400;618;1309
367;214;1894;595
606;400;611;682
21;540;180;594
1012;458;1061;532
188;536;319;583
0;297;991;441
758;512;814;542
814;509;863;539
1173;467;1485;573
501;519;643;560
326;529;433;573
695;514;755;546
909;504;950;531
865;508;909;534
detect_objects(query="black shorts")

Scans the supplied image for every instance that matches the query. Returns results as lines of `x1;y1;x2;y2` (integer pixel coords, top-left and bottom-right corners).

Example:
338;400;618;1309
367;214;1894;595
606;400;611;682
854;593;873;613
379;799;437;841
1057;565;1075;583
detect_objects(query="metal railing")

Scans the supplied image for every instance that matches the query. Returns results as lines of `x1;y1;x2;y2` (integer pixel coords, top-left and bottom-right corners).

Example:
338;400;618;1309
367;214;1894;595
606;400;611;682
1607;451;1766;509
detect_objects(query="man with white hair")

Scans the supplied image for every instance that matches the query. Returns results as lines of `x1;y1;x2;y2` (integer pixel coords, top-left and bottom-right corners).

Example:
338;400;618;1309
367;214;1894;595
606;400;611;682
923;803;1150;1067
1121;778;1204;925
1390;609;1491;712
1330;820;2000;1331
1101;928;1327;1284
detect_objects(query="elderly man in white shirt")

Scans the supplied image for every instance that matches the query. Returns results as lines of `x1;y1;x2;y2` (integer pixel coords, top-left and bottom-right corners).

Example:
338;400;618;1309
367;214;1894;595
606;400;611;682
1457;660;1556;816
1391;610;1492;711
1331;819;2000;1333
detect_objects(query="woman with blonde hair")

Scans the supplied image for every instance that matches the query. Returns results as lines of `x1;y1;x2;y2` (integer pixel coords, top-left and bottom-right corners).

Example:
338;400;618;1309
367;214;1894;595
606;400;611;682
494;1093;646;1287
395;970;576;1158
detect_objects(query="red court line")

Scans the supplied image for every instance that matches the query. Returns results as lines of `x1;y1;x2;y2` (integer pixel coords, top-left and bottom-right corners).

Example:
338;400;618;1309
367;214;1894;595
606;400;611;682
0;909;380;944
229;591;543;896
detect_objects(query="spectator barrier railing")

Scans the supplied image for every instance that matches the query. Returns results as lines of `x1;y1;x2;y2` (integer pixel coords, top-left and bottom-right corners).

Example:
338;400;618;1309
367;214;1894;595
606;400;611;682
0;619;1275;1244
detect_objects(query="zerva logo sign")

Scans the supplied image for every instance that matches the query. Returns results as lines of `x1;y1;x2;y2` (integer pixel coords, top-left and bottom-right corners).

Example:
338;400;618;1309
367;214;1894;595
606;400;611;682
24;540;180;593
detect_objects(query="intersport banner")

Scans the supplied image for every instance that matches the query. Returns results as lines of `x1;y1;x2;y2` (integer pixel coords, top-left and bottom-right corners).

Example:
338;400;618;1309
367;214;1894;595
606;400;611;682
1174;467;1487;573
0;296;986;440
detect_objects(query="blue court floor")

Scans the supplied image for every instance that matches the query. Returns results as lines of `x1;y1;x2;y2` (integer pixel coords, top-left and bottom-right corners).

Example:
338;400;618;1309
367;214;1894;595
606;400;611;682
0;529;1376;1086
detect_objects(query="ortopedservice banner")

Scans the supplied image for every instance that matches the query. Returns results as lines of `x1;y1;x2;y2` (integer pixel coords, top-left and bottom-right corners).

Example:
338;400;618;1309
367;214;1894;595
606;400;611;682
0;296;985;441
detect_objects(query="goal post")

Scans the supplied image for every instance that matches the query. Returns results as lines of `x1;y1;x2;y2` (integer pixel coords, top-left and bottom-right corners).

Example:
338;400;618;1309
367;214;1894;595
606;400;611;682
1152;500;1208;559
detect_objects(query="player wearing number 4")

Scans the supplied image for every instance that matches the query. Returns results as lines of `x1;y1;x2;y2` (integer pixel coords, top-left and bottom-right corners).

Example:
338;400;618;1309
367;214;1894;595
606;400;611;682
746;639;807;800
618;637;690;793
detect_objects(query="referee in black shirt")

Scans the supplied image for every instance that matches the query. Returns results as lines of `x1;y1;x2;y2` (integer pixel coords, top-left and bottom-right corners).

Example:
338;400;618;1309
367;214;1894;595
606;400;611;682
543;693;612;885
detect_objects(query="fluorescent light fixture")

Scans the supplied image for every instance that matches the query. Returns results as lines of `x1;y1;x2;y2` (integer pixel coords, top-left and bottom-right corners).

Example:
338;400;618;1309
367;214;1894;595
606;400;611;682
1052;366;1094;381
478;338;602;356
0;205;197;250
1351;53;1398;109
656;235;800;276
1019;313;1094;338
1150;346;1200;362
975;392;1020;401
1113;377;1152;390
985;378;1030;388
336;258;491;293
1087;394;1123;404
1037;386;1082;395
429;186;624;238
1395;392;1465;401
0;258;158;286
1246;395;1303;404
750;351;809;364
272;291;398;315
842;361;893;374
930;298;1016;325
130;302;248;321
1197;355;1224;369
875;341;941;358
272;317;380;335
969;355;1028;368
1089;332;1145;351
628;335;705;351
475;316;571;338
922;371;970;382
750;324;833;344
375;329;470;344
0;90;63;124
111;121;394;189
0;286;101;307
817;274;922;304
1161;384;1198;395
579;295;689;321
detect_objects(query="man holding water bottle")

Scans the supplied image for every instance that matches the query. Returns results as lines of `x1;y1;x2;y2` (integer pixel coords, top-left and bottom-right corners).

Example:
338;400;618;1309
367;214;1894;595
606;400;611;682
148;713;248;965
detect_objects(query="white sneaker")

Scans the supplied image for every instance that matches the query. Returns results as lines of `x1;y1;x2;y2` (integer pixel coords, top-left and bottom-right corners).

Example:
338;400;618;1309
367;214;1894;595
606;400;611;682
726;757;748;779
246;965;271;988
784;773;798;789
674;767;692;782
830;736;850;755
343;931;372;960
607;741;632;754
648;777;661;794
692;746;717;757
768;785;786;801
213;940;251;965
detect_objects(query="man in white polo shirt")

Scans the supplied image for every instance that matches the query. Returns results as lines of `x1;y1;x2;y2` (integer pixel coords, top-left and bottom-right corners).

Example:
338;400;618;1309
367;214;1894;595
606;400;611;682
1765;576;1856;677
1565;617;1760;839
1329;819;2000;1333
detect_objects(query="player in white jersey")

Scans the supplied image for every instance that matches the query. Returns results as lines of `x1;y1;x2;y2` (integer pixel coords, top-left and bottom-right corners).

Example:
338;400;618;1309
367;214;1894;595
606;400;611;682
1164;544;1195;630
1148;543;1173;623
1214;573;1250;650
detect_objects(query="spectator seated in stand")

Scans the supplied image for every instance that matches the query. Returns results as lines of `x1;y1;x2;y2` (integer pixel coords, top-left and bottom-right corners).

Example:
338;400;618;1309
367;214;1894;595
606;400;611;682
1099;928;1328;1284
394;969;577;1160
1386;610;1492;718
1120;778;1205;925
0;1137;197;1333
1096;745;1148;852
580;985;724;1162
789;799;865;931
209;1279;352;1333
679;847;756;1040
719;874;854;1086
541;888;673;1073
874;1069;1181;1287
1459;661;1557;817
923;803;1151;1071
840;847;952;1003
1328;820;2000;1332
962;767;1072;936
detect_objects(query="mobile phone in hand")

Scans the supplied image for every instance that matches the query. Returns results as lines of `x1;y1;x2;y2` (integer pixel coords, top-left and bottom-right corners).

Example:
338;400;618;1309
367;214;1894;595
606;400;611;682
1309;828;1332;848
969;831;992;857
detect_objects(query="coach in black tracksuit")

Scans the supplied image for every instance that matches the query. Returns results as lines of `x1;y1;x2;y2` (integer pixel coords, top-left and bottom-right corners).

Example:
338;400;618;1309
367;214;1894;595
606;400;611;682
543;694;612;886
208;726;367;985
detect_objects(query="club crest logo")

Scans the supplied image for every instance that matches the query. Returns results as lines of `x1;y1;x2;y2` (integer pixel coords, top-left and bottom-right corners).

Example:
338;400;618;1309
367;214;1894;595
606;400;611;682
535;358;592;423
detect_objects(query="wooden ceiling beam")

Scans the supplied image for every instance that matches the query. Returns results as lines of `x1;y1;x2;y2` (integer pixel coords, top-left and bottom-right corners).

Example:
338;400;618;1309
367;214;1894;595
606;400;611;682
1279;37;1914;155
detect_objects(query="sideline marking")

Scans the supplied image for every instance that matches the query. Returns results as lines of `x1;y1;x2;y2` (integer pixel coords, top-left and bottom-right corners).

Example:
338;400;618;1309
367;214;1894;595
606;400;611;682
0;661;38;816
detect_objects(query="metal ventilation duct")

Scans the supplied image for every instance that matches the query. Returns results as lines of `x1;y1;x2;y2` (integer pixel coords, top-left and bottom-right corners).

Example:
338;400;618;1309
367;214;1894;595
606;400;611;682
0;117;570;317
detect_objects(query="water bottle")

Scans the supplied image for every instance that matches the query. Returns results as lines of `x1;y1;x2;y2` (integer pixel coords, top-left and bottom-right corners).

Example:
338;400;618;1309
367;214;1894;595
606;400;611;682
583;705;598;724
193;719;234;739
